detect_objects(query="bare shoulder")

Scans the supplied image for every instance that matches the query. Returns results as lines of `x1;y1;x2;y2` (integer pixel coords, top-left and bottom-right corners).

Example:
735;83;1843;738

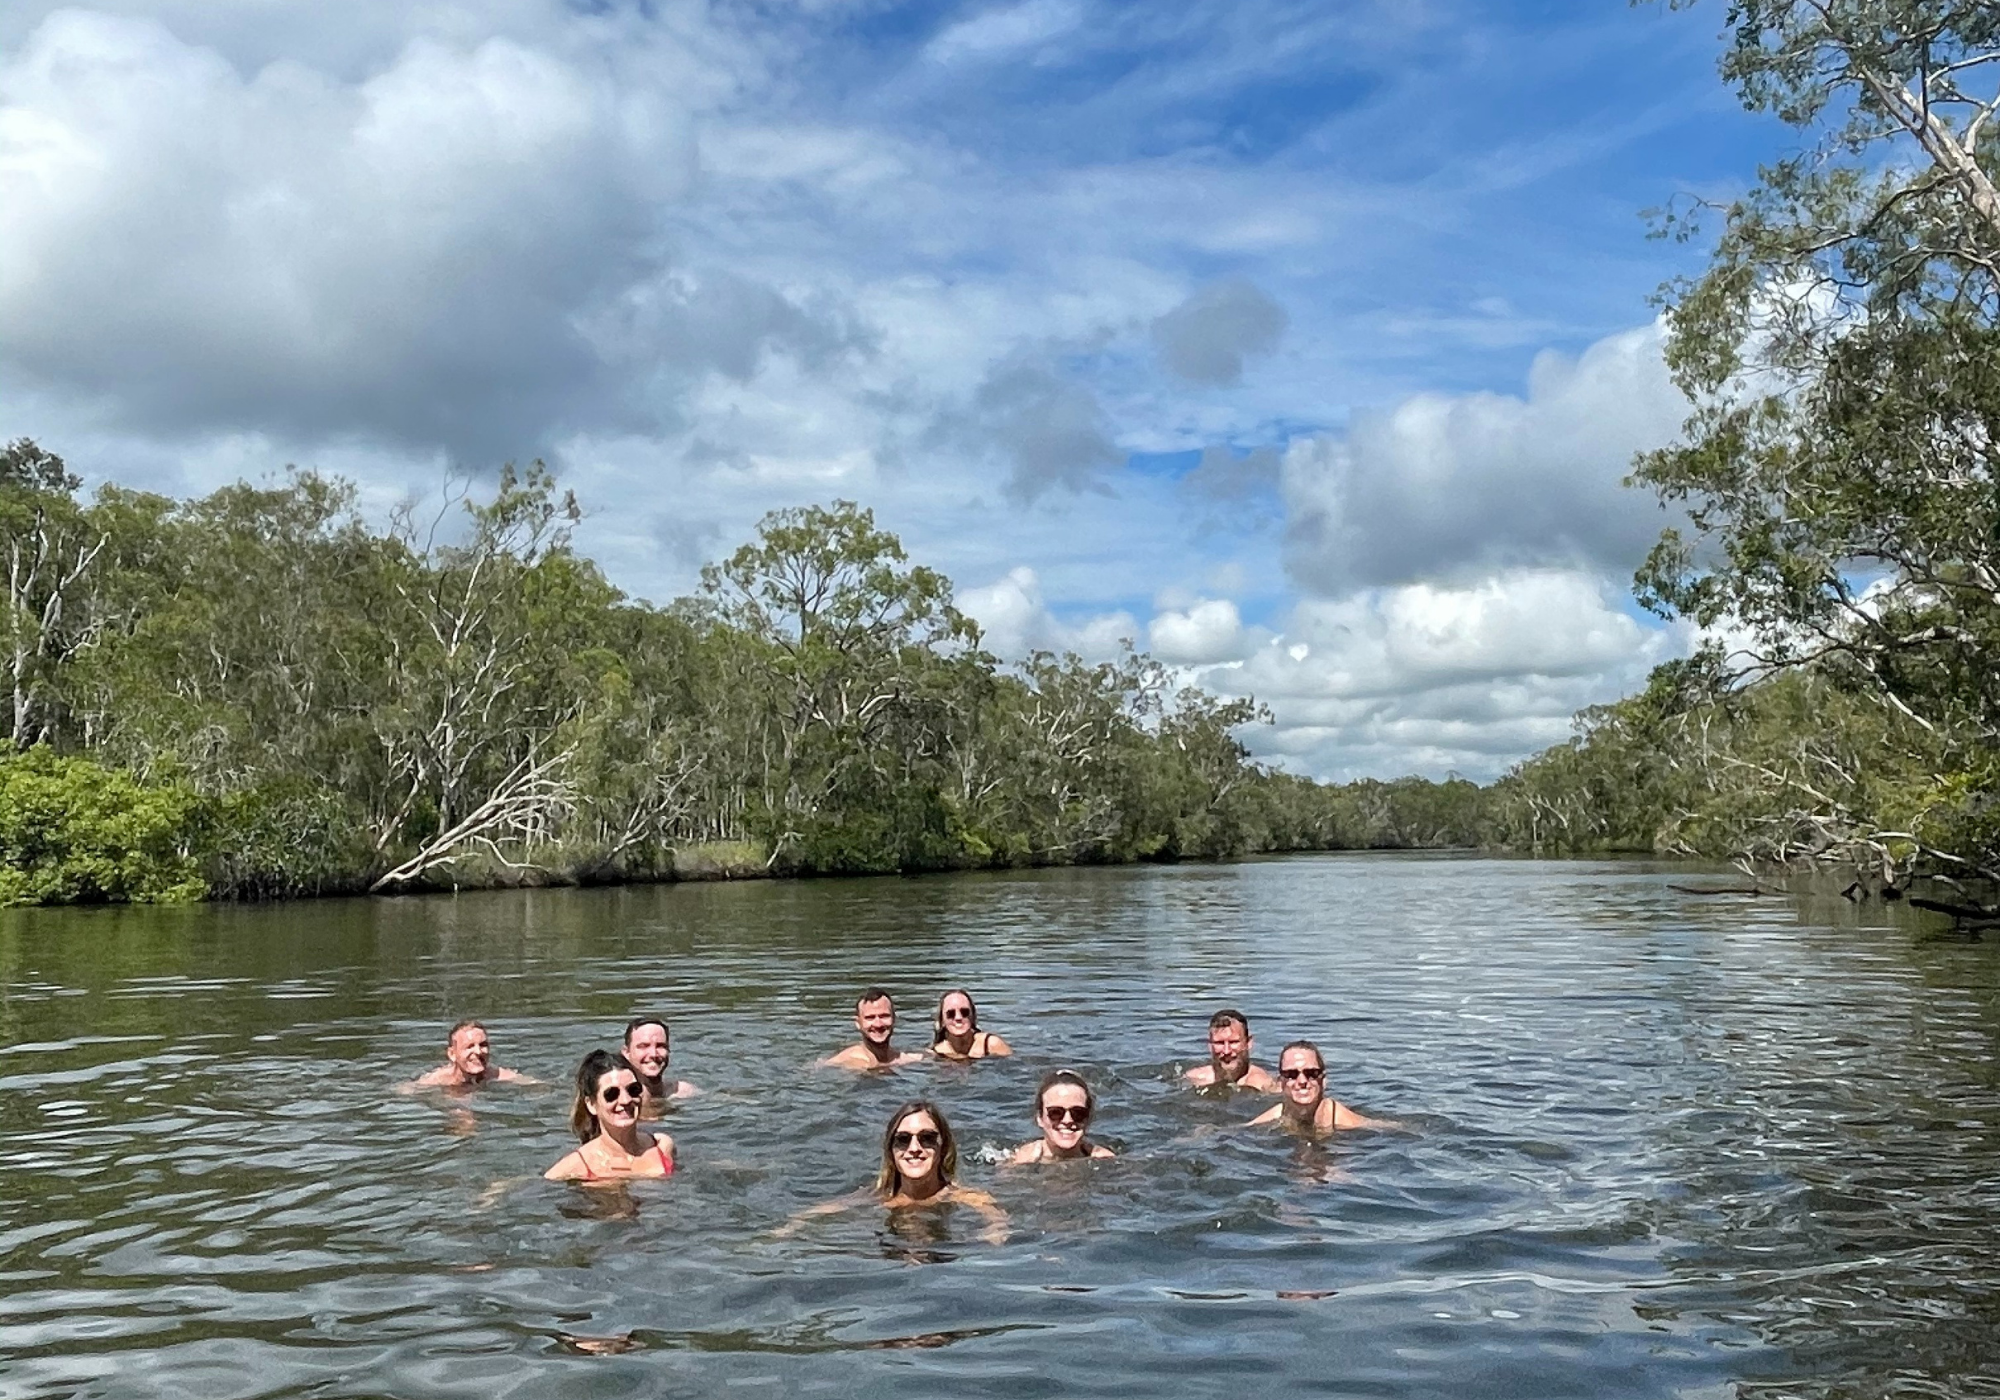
1008;1140;1045;1165
493;1067;534;1084
1088;1142;1116;1159
1241;1066;1281;1093
1332;1103;1401;1132
544;1150;586;1181
947;1184;1000;1209
818;1045;869;1069
672;1080;700;1099
981;1033;1013;1056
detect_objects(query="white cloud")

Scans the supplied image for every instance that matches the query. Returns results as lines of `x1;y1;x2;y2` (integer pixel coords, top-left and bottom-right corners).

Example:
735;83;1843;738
1194;568;1688;780
1281;319;1690;593
960;566;1137;661
925;0;1086;66
1149;598;1244;664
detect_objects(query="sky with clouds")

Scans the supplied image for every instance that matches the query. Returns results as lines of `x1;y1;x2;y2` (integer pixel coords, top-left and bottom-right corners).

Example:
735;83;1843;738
0;0;1780;781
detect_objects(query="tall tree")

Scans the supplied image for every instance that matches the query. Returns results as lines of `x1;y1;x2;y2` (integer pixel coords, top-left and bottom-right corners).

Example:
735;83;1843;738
1635;1;2000;876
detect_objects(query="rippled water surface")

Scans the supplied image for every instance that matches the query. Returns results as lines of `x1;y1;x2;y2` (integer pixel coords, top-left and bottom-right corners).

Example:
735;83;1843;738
4;855;2000;1398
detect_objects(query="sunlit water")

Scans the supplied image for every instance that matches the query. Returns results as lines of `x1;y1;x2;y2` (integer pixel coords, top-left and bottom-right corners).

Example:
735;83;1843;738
3;855;1998;1398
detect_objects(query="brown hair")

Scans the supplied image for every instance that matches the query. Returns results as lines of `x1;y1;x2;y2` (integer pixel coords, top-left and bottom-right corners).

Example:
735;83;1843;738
856;986;894;1011
1034;1069;1094;1117
1208;1008;1249;1035
447;1017;484;1046
622;1016;668;1046
931;988;978;1050
875;1100;958;1196
1279;1039;1324;1070
566;1049;638;1143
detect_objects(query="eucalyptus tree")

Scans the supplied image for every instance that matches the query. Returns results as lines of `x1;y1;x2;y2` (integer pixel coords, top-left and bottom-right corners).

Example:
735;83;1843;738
1636;0;2000;875
0;441;104;747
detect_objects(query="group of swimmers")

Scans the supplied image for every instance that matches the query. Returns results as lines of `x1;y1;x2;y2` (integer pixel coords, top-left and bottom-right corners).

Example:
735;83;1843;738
405;991;1399;1224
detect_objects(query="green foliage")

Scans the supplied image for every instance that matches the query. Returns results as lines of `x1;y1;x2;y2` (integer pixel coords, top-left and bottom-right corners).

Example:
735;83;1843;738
1621;1;2000;881
0;749;207;905
0;443;1509;902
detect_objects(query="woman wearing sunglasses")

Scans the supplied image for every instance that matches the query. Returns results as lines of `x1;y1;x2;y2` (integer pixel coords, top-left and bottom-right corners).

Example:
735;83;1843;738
543;1049;677;1181
930;989;1012;1059
1011;1070;1115;1162
779;1100;1006;1243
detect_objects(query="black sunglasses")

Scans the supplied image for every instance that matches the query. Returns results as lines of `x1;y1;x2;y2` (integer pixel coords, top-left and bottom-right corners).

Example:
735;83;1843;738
892;1129;942;1151
599;1082;644;1102
1279;1066;1324;1082
1043;1104;1089;1125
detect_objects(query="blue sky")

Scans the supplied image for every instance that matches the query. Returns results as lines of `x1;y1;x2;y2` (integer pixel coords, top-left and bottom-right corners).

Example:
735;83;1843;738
0;0;1780;779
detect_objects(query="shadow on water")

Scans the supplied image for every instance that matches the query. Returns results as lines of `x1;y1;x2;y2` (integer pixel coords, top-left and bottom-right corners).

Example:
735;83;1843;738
2;855;1998;1397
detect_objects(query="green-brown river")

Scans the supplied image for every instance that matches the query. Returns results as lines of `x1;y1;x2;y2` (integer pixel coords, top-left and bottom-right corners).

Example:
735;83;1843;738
3;855;1998;1398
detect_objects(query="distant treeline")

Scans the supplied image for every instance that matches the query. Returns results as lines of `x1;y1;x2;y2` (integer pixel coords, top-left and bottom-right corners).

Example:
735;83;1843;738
0;439;1501;905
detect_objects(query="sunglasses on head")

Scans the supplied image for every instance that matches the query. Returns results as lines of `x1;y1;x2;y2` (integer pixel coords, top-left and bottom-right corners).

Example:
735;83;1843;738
1279;1066;1324;1082
598;1082;643;1103
892;1129;942;1151
1042;1104;1089;1126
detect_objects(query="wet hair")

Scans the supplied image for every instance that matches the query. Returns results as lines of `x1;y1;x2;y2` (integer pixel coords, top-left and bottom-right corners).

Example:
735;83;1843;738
567;1049;639;1143
1208;1008;1250;1036
1279;1039;1325;1071
931;988;979;1050
622;1016;669;1046
856;986;894;1012
1034;1069;1095;1118
447;1017;485;1046
875;1100;958;1196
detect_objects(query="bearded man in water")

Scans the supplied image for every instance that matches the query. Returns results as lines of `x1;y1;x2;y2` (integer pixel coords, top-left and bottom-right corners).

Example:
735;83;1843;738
1247;1040;1398;1134
402;1019;533;1091
622;1016;699;1108
1181;1008;1279;1091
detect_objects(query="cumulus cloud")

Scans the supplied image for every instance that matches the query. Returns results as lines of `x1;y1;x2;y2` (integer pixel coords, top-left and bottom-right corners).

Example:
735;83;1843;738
1197;568;1686;780
1281;320;1689;593
0;10;753;458
1149;598;1244;664
1151;278;1288;387
960;566;1137;660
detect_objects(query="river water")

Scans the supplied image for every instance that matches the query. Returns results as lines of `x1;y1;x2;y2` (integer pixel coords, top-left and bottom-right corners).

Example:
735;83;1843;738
2;854;1998;1398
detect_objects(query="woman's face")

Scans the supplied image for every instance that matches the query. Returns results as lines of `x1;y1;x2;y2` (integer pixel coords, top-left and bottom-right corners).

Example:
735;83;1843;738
1038;1084;1091;1152
589;1068;643;1131
939;994;975;1037
891;1110;943;1185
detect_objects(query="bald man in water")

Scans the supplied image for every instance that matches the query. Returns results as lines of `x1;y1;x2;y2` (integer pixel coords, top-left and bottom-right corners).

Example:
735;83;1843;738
402;1019;533;1091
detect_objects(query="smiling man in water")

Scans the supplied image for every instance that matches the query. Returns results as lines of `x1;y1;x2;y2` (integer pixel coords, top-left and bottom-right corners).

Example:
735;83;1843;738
820;988;925;1069
1182;1008;1279;1091
1248;1040;1397;1134
403;1019;533;1091
622;1015;699;1108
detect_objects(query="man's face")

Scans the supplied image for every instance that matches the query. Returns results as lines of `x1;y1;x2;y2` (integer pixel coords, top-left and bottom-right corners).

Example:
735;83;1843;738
1207;1019;1249;1076
856;997;896;1046
625;1023;669;1080
1278;1048;1326;1110
446;1026;491;1079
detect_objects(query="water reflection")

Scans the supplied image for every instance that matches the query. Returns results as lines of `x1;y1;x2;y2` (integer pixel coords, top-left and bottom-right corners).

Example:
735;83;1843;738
0;858;1995;1398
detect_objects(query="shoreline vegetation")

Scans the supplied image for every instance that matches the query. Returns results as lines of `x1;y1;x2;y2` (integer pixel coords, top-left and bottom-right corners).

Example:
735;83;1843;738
0;439;1510;907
